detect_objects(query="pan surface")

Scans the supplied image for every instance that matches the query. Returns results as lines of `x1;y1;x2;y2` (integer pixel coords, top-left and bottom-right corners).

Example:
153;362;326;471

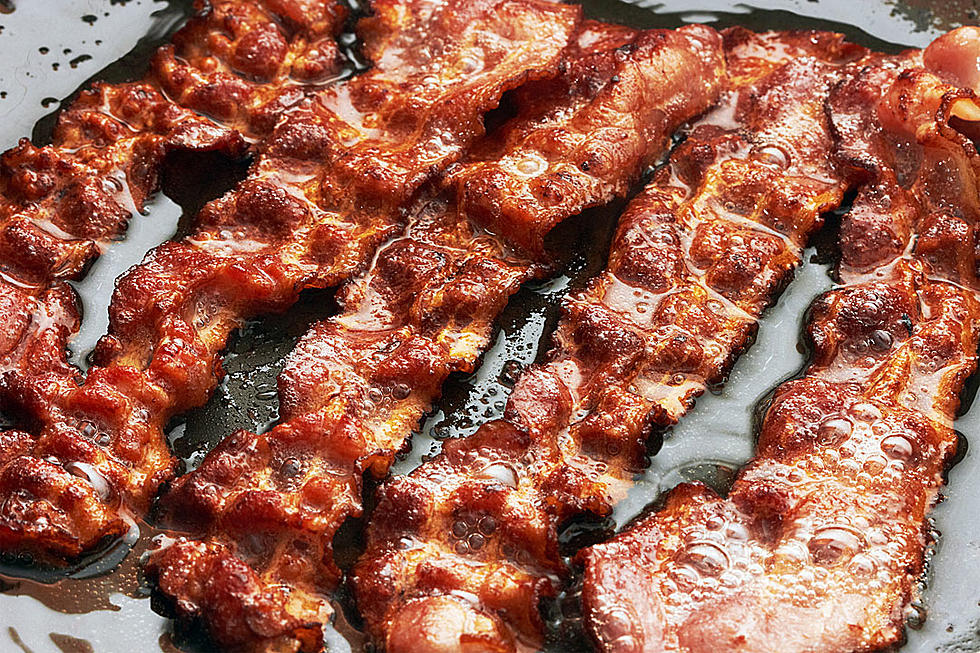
0;1;978;651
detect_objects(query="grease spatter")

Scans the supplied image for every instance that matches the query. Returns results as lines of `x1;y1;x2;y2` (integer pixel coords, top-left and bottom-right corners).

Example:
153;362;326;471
69;54;92;69
499;359;522;386
49;633;95;653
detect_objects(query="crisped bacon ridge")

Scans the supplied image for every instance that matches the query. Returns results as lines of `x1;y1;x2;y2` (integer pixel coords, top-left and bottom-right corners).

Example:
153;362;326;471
451;21;724;255
153;0;348;138
579;27;980;653
143;20;725;652
0;0;347;558
351;28;865;652
0;0;578;564
0;0;347;379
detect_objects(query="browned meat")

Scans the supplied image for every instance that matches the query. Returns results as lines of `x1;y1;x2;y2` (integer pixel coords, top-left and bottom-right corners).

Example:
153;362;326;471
579;26;980;653
144;21;725;652
451;21;723;255
0;0;344;381
350;28;863;653
0;0;578;565
0;0;347;557
153;0;347;138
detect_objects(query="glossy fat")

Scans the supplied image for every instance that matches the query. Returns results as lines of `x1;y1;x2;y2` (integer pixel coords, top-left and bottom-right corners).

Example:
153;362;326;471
0;0;347;560
349;26;859;653
141;0;583;650
146;17;725;653
580;26;980;653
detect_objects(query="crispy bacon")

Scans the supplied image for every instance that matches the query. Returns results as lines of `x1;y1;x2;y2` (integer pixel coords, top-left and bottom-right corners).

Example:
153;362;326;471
0;0;578;564
351;29;866;652
579;27;980;653
0;0;342;380
0;0;347;554
451;21;723;255
143;21;725;652
153;0;348;138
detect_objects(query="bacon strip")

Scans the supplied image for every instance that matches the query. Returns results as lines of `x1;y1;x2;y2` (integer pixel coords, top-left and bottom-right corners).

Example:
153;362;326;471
0;0;578;563
142;21;725;652
0;0;342;381
153;0;348;139
351;29;866;652
0;0;347;553
579;27;980;653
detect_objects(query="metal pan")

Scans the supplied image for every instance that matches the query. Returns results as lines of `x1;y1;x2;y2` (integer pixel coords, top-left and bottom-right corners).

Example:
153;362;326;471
0;1;977;651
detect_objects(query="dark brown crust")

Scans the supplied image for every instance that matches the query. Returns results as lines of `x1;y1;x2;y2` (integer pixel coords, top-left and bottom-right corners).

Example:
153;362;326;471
0;0;347;558
144;21;724;652
0;0;577;567
579;29;980;653
349;28;866;653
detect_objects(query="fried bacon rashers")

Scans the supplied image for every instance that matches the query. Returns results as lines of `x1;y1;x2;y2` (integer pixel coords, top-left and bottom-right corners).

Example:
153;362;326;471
579;26;980;653
154;0;348;139
0;0;347;552
0;0;345;382
144;21;726;651
352;28;868;652
0;0;579;562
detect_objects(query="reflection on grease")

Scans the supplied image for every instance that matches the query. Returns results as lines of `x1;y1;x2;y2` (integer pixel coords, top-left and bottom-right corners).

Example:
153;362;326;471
2;1;979;652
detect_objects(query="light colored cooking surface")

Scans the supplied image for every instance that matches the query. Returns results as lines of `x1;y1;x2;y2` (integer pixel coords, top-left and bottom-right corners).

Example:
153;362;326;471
1;1;977;651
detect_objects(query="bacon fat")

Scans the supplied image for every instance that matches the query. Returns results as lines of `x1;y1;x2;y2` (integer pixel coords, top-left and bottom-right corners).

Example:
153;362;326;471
145;20;724;652
0;0;577;563
0;0;347;559
579;26;980;653
347;27;862;653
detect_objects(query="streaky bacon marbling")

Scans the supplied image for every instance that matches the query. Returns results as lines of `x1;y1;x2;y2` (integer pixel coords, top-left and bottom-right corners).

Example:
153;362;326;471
145;20;725;652
580;25;980;653
351;27;867;653
0;0;347;557
0;0;577;565
0;0;347;382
